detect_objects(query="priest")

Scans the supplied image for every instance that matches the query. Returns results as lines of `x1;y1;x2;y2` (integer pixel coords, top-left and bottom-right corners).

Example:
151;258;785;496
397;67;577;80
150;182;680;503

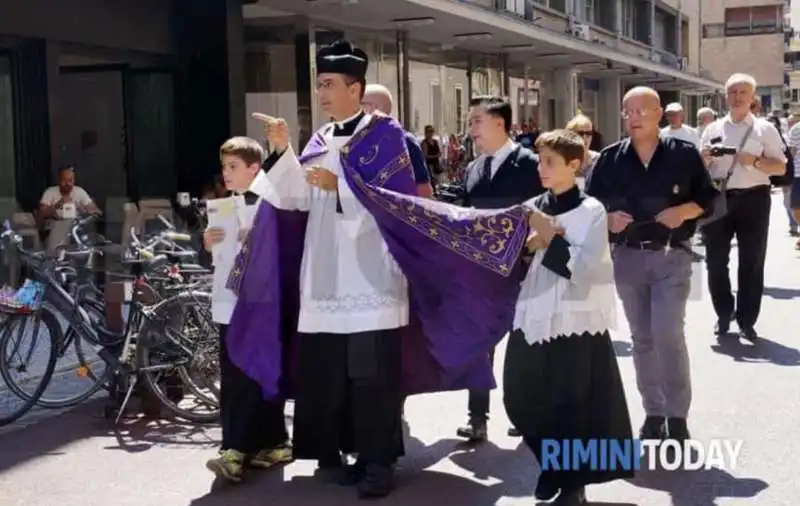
226;40;533;499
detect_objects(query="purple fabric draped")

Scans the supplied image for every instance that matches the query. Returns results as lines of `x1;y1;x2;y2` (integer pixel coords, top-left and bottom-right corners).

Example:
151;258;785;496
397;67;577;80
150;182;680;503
227;115;530;400
225;202;307;399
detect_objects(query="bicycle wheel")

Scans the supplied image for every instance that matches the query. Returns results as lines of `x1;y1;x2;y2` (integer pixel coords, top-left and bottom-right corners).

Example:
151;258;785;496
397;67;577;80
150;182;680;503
33;296;113;408
0;310;58;427
138;291;219;423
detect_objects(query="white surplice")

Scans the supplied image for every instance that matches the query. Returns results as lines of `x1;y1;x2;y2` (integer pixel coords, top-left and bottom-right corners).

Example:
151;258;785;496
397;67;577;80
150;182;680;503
210;171;268;324
513;196;617;345
253;114;409;334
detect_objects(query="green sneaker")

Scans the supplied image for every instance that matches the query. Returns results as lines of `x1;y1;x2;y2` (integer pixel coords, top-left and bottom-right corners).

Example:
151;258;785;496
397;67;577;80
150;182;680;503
205;449;245;482
250;444;293;469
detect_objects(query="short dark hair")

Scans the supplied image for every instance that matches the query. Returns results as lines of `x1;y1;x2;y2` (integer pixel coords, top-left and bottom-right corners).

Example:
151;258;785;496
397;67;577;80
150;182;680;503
219;136;264;166
344;75;366;99
469;95;512;133
534;129;585;164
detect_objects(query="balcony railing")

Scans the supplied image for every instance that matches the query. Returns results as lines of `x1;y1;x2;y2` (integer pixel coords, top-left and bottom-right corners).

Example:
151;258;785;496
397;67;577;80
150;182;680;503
481;0;694;75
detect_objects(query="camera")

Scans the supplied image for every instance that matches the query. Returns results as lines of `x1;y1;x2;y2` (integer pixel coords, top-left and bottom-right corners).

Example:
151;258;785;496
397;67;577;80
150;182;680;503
709;145;737;157
707;136;737;157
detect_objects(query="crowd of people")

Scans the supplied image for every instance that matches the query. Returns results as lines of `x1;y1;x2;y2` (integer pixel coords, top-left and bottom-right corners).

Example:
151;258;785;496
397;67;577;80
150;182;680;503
198;37;789;506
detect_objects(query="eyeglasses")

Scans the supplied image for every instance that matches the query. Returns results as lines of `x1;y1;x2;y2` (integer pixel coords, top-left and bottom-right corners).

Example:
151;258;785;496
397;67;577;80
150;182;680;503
620;108;654;119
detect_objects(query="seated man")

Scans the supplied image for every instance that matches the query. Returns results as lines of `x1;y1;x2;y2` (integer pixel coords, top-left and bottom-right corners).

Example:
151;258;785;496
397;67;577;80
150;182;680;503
39;165;101;219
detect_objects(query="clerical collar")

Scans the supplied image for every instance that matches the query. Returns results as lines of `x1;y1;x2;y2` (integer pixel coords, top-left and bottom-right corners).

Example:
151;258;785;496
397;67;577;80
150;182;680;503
332;110;365;137
541;185;583;215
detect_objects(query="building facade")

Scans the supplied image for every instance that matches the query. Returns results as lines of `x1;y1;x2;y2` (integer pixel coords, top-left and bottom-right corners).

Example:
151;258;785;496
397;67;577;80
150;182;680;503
701;0;787;110
0;0;719;224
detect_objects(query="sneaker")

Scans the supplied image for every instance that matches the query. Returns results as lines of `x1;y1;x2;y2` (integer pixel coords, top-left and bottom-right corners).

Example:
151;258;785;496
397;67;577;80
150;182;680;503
205;449;245;482
250;444;293;469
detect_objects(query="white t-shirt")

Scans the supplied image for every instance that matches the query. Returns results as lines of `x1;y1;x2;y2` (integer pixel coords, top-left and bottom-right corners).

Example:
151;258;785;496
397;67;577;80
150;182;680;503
39;186;94;208
661;125;701;148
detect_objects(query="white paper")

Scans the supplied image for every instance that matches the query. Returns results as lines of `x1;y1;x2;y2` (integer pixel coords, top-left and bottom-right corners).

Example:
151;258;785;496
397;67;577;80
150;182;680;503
206;196;244;266
60;203;76;220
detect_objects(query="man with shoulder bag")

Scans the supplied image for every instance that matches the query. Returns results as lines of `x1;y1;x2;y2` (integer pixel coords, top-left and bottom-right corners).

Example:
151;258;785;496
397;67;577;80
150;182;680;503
699;74;787;342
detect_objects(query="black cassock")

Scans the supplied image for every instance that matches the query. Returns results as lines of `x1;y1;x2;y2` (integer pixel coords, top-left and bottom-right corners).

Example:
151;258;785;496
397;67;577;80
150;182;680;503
502;187;633;500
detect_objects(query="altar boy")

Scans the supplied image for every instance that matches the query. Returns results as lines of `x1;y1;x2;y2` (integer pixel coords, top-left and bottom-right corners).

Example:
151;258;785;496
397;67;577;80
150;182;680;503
203;137;291;482
506;130;633;505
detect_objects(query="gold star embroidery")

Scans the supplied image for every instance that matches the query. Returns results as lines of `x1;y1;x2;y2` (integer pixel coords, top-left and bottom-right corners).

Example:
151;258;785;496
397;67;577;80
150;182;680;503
473;252;484;260
428;228;438;237
450;240;460;249
409;216;418;223
499;264;509;274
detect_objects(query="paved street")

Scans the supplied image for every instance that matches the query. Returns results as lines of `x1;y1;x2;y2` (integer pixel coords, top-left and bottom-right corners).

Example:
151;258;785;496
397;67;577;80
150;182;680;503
0;192;798;506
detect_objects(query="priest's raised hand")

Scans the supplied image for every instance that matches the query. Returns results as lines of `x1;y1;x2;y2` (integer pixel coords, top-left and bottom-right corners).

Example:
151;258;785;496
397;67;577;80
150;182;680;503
262;115;290;154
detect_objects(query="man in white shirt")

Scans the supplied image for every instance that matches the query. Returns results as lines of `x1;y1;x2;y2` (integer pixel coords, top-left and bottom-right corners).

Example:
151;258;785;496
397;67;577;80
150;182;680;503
661;103;701;148
696;107;717;138
38;165;100;219
700;73;787;341
202;137;291;482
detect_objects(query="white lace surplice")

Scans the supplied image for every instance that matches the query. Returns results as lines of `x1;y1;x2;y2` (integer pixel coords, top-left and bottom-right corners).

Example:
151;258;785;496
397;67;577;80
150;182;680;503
513;197;617;345
254;116;409;334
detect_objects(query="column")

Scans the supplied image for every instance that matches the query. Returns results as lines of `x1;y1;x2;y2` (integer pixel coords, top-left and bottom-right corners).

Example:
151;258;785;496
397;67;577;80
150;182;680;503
615;0;623;35
397;30;411;130
649;0;656;50
466;55;473;100
523;66;531;124
597;75;622;144
501;53;511;97
173;0;246;194
308;26;322;130
544;67;578;129
676;13;683;63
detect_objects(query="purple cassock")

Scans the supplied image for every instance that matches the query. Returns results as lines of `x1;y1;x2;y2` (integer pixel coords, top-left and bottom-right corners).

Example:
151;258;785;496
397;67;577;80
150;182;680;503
225;114;532;400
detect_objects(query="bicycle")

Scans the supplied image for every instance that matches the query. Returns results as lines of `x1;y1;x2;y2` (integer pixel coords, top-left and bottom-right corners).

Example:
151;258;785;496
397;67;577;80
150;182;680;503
0;231;60;427
0;221;218;423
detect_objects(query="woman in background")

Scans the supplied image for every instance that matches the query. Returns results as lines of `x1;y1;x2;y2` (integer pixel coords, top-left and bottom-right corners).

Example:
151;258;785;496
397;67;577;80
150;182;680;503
565;114;600;189
446;133;465;182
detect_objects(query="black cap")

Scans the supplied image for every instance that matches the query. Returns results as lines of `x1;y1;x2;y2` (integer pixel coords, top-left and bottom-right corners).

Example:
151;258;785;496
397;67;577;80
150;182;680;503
316;40;368;80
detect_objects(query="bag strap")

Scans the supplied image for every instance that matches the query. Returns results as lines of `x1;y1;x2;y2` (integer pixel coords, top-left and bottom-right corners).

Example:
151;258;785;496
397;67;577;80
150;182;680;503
723;122;755;183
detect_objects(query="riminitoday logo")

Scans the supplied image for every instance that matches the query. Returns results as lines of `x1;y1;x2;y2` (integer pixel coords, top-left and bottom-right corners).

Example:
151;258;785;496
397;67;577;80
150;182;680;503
541;439;743;471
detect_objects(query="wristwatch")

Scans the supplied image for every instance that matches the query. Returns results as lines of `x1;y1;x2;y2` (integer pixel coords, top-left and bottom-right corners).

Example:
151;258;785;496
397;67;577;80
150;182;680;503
753;157;762;170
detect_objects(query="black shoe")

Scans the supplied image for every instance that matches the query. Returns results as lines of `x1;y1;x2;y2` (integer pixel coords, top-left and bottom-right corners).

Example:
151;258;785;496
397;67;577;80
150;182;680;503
357;463;394;499
667;417;690;442
639;416;667;440
790;229;799;237
740;326;759;343
507;426;522;437
338;459;366;486
315;453;344;481
456;419;488;442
